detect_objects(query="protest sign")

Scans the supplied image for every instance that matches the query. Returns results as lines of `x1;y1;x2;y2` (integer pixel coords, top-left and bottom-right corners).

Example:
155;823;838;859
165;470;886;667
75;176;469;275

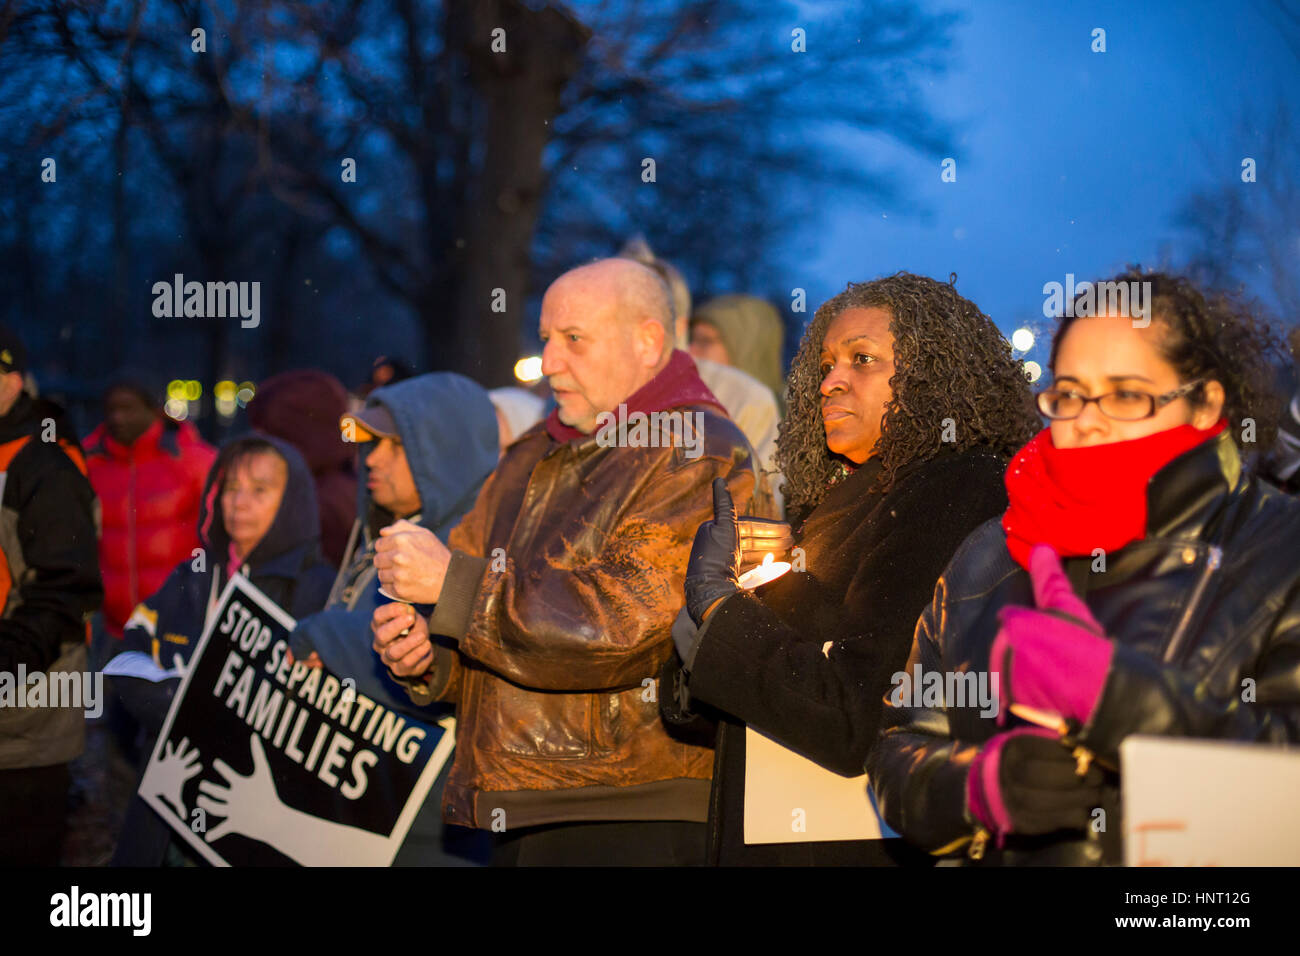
138;573;452;866
1122;735;1300;866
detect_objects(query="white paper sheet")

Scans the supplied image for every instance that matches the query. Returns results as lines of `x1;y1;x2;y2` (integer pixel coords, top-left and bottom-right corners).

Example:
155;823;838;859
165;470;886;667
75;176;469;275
1122;735;1300;865
743;725;894;844
102;650;182;683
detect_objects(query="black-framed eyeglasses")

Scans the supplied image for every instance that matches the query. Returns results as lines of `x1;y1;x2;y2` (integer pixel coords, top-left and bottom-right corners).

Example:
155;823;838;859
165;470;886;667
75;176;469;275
1036;380;1204;422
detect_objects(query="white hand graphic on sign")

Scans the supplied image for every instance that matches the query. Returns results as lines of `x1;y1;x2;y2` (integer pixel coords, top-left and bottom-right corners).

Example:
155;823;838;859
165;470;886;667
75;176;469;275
197;735;284;846
196;735;392;866
141;736;203;820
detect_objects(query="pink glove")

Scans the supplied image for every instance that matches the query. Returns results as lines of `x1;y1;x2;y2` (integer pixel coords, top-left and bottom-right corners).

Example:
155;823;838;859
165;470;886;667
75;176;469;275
990;544;1114;728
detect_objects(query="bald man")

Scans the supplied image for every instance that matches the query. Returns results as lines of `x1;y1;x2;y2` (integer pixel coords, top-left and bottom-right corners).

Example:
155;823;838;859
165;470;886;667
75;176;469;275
369;259;766;864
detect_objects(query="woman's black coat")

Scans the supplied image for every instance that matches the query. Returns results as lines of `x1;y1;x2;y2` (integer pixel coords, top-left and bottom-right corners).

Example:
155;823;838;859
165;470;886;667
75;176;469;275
666;444;1012;865
868;429;1300;865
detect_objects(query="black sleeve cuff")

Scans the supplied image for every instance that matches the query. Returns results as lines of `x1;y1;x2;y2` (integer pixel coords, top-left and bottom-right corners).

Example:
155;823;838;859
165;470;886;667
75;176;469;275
686;589;771;709
427;550;489;640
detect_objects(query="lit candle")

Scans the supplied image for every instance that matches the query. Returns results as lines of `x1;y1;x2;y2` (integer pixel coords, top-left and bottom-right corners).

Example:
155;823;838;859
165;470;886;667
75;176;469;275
737;552;792;590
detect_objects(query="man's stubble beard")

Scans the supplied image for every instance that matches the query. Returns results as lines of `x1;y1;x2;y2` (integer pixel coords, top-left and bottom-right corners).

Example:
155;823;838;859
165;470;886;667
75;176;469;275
556;396;599;435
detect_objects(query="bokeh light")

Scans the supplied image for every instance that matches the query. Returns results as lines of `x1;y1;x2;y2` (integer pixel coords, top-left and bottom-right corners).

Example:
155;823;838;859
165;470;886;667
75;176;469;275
514;356;543;383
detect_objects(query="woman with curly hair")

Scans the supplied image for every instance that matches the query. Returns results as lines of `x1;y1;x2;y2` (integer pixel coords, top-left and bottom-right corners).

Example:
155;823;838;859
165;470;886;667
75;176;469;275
665;272;1038;865
867;270;1300;865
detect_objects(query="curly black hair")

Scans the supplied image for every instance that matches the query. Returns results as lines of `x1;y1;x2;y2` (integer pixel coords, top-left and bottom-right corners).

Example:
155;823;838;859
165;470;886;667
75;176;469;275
1049;268;1287;449
777;272;1040;526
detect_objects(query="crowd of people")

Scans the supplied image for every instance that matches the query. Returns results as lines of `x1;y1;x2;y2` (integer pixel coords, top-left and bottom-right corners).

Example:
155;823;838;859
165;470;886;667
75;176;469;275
3;243;1300;867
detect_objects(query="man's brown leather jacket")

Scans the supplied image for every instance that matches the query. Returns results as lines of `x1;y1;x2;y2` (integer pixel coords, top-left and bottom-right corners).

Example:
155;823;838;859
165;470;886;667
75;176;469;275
402;402;763;830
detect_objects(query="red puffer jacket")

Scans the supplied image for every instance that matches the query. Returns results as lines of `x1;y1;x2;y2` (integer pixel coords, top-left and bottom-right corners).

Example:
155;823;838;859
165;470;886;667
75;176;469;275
85;417;216;636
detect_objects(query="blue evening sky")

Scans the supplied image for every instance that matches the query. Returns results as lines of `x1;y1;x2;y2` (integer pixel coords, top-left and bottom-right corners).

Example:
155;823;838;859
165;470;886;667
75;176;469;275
784;0;1298;366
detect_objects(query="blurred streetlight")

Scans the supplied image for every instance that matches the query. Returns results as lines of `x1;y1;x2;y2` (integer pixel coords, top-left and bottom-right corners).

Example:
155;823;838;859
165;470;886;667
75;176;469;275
215;380;238;418
514;356;543;384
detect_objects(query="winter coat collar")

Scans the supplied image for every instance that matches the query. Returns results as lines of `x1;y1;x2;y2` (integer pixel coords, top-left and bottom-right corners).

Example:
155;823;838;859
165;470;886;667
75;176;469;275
86;416;187;460
1143;428;1243;540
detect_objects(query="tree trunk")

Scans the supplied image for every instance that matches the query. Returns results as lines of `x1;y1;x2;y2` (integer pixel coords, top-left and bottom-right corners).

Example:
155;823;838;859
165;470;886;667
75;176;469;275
442;1;590;386
112;86;131;371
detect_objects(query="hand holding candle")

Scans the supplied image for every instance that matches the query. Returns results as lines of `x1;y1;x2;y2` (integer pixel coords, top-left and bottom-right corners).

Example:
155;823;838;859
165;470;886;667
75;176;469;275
1007;704;1109;776
373;519;450;604
737;551;792;589
736;517;794;568
686;479;793;624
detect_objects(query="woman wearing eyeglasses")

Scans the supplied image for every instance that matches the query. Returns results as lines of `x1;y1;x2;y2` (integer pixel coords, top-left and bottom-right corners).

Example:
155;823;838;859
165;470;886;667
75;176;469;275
868;270;1300;865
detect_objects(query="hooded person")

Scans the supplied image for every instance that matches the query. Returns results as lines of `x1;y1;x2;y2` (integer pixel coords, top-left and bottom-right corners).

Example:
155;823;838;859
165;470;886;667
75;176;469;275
287;372;501;865
246;369;358;568
110;433;335;866
691;294;787;408
1259;327;1300;493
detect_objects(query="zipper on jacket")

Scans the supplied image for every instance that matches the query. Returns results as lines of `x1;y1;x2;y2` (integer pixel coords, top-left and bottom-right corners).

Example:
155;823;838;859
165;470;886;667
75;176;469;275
967;826;989;861
1161;545;1222;665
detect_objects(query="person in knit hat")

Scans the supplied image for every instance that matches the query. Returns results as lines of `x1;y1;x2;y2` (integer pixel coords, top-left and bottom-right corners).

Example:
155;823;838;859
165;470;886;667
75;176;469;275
247;369;358;568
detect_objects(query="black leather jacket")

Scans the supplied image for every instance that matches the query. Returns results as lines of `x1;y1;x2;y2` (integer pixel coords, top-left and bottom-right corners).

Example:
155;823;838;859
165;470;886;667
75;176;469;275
867;430;1300;865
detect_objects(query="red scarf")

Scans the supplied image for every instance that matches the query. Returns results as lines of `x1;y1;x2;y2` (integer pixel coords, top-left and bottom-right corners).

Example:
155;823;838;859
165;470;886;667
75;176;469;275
545;349;727;443
1002;420;1227;569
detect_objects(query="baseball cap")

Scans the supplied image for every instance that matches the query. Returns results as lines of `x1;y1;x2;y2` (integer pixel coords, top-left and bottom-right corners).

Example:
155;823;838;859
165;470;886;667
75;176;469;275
340;403;399;442
0;325;28;376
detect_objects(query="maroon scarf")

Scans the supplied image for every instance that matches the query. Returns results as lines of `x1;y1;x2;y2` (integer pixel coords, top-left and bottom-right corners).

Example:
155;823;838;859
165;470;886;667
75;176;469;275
545;349;727;443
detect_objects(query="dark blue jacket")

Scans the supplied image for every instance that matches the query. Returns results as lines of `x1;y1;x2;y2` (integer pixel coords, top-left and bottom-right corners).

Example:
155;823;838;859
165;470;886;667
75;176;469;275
111;433;334;866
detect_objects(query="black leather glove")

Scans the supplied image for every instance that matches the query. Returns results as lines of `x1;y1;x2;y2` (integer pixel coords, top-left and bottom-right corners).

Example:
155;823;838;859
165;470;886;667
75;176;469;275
997;733;1106;836
684;478;742;626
